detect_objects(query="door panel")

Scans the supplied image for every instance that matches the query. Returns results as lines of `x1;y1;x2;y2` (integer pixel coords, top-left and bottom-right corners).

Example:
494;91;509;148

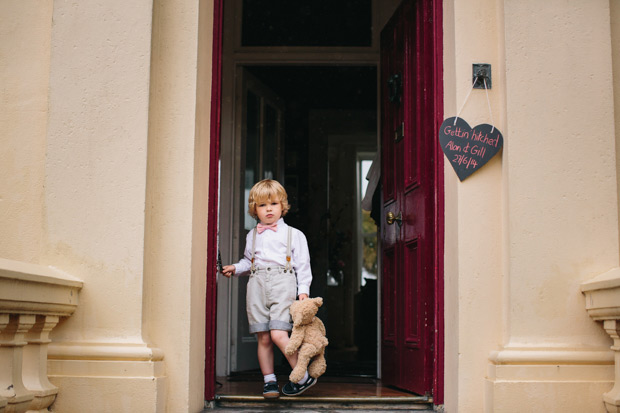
382;244;397;342
404;240;419;340
380;0;435;396
381;243;398;375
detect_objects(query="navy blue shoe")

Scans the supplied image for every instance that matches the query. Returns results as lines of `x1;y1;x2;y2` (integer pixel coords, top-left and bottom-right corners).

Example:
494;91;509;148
263;381;279;398
282;376;317;396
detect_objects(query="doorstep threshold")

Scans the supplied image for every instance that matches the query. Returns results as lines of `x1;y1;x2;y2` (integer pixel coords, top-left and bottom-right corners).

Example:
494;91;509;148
215;394;431;403
214;393;434;411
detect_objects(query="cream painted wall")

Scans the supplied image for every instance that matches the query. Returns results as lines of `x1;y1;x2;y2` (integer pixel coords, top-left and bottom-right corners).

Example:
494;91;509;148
498;0;616;411
144;0;212;411
45;0;153;344
445;0;617;412
443;0;504;411
442;2;459;411
42;0;167;411
1;0;211;410
0;2;52;263
44;0;214;411
503;0;616;347
613;0;620;246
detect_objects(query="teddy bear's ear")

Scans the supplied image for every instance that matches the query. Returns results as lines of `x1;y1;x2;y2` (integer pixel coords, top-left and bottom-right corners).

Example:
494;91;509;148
313;297;323;307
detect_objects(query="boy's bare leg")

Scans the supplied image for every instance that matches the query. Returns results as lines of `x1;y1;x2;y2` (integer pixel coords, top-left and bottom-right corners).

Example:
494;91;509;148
271;329;298;368
256;331;275;375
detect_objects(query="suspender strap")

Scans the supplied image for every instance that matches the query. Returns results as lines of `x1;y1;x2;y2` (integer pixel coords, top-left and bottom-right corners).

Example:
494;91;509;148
251;225;293;272
286;227;292;271
251;228;257;272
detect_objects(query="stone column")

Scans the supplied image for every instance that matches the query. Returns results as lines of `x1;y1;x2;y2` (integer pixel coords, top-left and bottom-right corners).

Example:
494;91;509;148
479;1;619;411
0;314;36;413
43;0;166;410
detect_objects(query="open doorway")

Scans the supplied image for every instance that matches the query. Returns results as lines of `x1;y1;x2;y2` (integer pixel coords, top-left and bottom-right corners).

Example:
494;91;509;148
219;64;380;378
212;0;444;403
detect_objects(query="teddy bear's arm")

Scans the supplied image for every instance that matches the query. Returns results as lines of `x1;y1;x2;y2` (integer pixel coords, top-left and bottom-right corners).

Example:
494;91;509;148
285;326;305;356
316;319;329;347
317;318;326;335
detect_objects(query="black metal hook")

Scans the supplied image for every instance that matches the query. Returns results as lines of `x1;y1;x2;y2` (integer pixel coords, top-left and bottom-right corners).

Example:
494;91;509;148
473;64;492;89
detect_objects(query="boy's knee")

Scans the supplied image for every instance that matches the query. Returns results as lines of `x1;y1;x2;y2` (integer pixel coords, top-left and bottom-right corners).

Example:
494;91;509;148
256;332;273;346
270;329;288;344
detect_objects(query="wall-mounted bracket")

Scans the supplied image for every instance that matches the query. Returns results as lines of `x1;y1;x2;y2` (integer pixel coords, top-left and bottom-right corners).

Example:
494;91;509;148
473;63;492;89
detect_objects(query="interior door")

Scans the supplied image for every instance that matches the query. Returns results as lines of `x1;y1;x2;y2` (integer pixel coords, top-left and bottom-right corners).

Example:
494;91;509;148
380;0;435;395
231;67;285;372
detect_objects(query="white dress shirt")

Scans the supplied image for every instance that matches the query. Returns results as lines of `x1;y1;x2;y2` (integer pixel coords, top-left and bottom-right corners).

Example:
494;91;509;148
233;218;312;296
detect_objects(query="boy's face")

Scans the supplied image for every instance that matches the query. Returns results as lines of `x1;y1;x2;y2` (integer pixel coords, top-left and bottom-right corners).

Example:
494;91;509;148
256;197;282;225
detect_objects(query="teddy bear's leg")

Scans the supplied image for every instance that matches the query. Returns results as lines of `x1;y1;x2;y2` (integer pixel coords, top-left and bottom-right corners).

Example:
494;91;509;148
289;343;317;383
308;348;327;378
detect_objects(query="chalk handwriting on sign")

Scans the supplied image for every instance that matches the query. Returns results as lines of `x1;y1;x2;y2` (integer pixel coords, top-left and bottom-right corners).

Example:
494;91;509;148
439;117;504;181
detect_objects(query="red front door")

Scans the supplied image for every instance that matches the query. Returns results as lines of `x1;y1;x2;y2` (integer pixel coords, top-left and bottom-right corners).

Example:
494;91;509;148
380;0;441;397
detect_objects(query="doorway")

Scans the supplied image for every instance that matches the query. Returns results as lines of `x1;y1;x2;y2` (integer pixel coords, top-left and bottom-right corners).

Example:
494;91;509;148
219;64;380;377
210;0;444;403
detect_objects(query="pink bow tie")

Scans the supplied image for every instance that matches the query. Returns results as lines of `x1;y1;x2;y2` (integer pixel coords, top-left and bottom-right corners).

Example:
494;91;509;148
257;223;278;234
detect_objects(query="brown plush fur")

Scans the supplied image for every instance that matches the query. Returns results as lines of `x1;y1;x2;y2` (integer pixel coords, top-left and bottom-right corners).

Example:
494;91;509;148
285;297;329;383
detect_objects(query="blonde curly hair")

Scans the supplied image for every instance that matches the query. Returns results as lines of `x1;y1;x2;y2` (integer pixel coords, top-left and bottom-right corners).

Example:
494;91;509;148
247;179;290;219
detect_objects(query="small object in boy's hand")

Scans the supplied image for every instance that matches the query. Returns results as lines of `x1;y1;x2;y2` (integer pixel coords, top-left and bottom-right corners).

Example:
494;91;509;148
217;250;223;274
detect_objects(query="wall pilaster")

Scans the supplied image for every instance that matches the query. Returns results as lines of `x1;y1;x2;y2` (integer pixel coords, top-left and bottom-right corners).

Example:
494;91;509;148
485;1;618;411
43;0;166;410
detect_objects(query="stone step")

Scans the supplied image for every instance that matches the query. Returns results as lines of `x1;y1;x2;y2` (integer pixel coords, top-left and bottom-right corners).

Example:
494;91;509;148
209;394;434;411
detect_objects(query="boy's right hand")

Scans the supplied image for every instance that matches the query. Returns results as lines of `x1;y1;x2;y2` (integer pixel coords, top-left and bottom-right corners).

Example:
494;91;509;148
222;265;235;278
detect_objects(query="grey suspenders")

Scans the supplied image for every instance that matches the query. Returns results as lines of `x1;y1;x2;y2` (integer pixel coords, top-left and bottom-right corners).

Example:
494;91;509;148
250;228;257;272
250;226;293;273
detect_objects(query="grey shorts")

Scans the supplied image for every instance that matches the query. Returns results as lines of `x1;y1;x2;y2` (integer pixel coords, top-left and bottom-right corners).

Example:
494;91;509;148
246;266;297;333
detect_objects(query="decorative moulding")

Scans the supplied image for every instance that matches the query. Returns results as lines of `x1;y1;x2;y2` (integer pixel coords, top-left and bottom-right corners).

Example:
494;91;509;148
48;342;165;362
581;267;620;412
0;258;83;316
0;258;83;412
489;348;614;365
581;267;620;321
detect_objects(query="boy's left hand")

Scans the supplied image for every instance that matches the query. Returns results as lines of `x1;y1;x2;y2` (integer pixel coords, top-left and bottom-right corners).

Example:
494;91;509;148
221;265;235;278
298;294;308;300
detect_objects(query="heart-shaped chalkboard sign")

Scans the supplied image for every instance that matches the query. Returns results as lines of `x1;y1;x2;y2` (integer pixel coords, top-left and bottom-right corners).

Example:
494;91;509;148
439;117;503;181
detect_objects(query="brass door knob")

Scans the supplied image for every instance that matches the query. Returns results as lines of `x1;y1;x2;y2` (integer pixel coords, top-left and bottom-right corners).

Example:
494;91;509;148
386;211;402;227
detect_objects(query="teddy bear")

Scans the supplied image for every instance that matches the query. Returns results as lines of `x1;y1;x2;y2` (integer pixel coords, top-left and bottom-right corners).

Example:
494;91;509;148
285;297;329;383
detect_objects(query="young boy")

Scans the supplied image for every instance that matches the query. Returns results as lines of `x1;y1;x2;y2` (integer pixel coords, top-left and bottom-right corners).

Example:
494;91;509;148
222;179;316;398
